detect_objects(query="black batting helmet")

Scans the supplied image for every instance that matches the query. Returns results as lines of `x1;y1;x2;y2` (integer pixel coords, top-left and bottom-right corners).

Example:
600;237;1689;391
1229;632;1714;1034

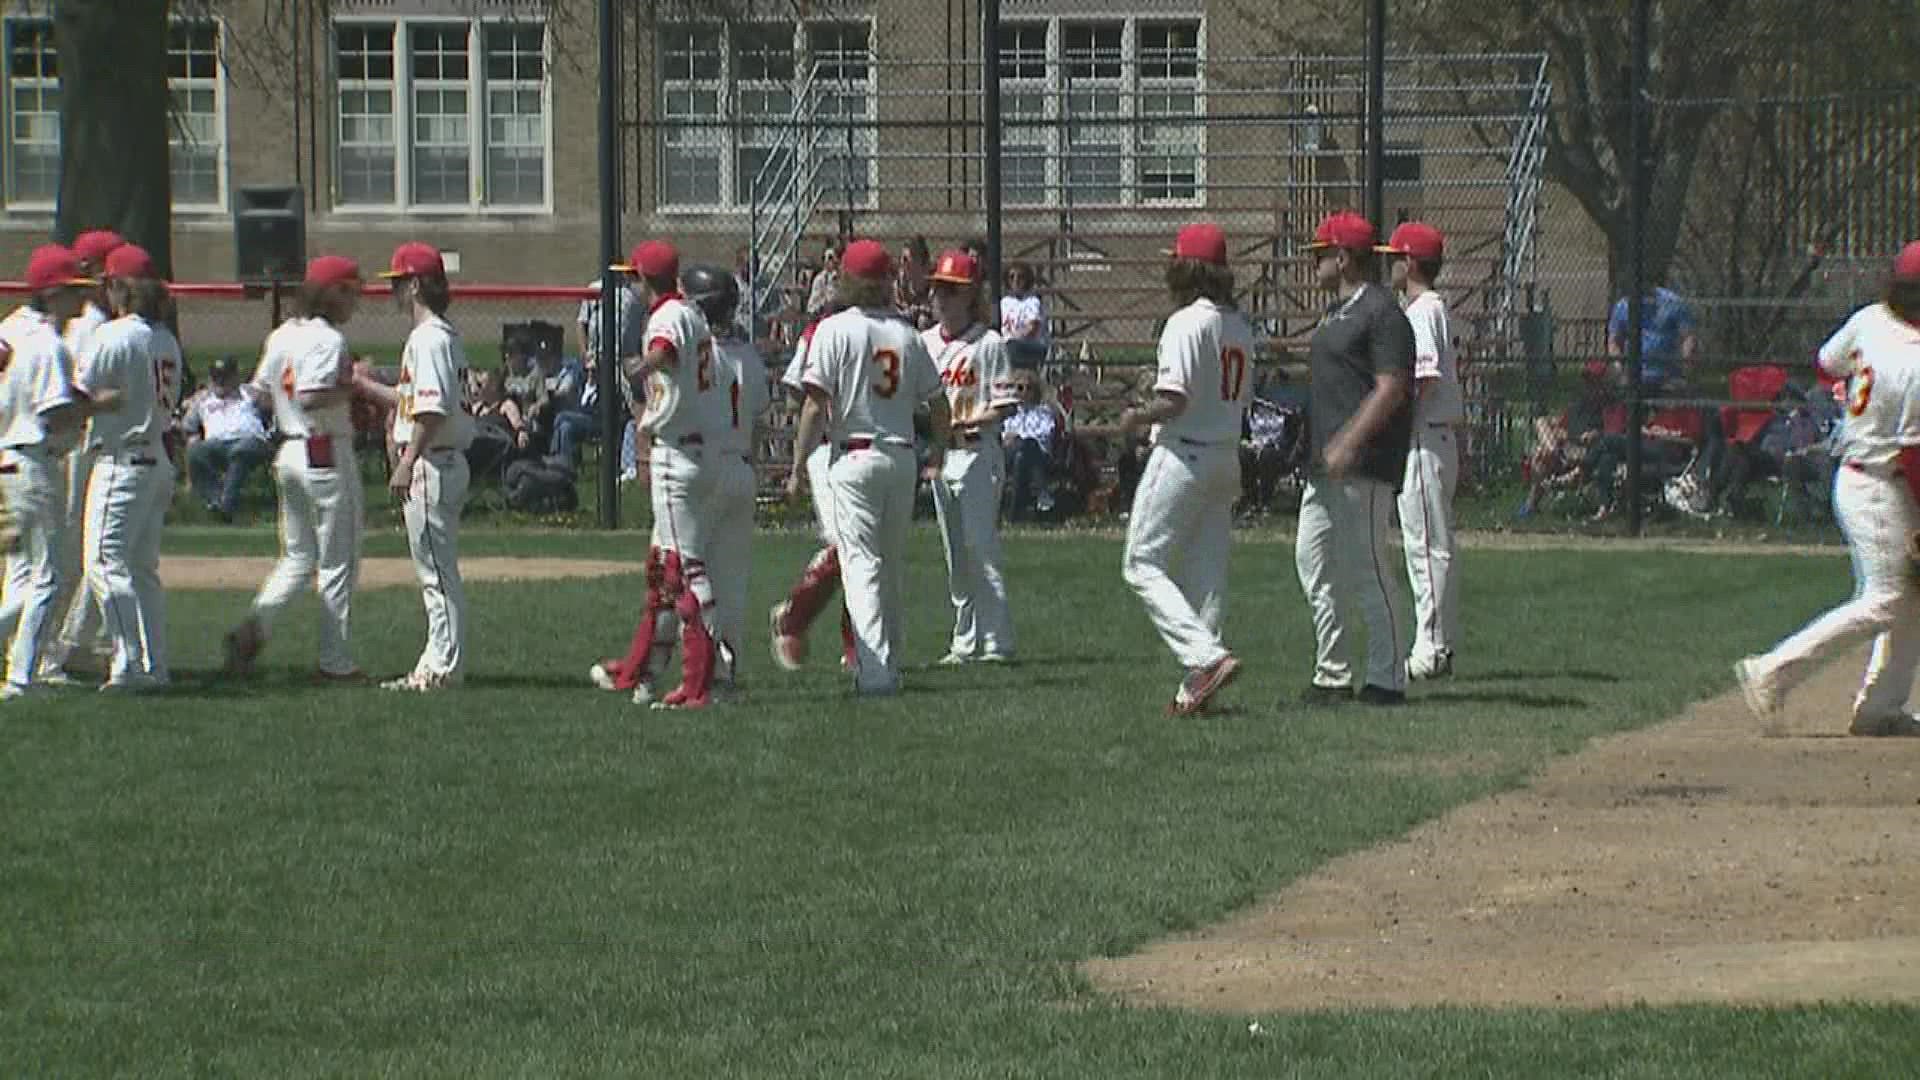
681;264;739;324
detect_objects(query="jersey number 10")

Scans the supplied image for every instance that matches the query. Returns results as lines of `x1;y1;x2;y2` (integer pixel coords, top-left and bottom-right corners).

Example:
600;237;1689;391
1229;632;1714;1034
1219;347;1248;401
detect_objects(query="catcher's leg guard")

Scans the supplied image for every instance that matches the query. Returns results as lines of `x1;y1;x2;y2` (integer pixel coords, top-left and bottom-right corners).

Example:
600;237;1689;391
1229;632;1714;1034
779;544;841;635
614;547;673;686
661;554;717;707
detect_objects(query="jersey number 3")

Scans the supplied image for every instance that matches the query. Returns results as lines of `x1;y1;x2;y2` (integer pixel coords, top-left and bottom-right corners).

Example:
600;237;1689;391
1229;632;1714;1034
1219;347;1248;401
871;349;901;399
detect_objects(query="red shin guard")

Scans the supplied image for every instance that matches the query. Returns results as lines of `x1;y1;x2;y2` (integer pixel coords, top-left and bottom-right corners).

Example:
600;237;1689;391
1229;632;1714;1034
781;544;841;634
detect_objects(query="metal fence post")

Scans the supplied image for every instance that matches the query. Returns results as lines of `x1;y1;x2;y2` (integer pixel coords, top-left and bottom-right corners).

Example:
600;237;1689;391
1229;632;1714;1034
1364;0;1386;246
981;0;1003;303
595;0;621;530
1625;0;1650;536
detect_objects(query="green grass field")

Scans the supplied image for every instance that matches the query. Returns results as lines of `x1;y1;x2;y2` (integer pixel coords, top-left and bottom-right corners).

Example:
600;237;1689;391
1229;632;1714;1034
6;528;1917;1076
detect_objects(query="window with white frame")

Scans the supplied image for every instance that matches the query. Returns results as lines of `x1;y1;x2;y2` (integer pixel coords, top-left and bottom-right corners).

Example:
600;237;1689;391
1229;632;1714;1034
331;18;549;210
655;20;873;212
2;17;230;210
996;18;1204;208
169;20;224;208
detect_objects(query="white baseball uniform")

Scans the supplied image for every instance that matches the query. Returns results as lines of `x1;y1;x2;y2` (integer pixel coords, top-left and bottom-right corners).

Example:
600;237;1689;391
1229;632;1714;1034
923;322;1019;659
40;300;111;675
249;317;363;675
1122;298;1256;671
392;315;474;685
75;314;175;688
703;334;769;668
802;307;941;692
641;295;717;579
1745;303;1920;724
1397;288;1463;672
0;307;79;690
782;319;837;544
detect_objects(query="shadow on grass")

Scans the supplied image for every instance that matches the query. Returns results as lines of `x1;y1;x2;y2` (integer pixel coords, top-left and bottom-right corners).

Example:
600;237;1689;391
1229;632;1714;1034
1454;668;1623;685
1417;690;1590;709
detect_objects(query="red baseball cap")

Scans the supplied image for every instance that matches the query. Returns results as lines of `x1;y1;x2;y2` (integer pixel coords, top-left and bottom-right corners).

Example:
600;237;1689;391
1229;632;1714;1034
1306;211;1376;252
71;229;126;267
842;239;892;279
928;249;979;286
1894;240;1920;283
103;244;156;280
1166;223;1229;266
25;245;95;291
379;241;446;280
305;255;363;288
612;240;678;280
1378;221;1445;262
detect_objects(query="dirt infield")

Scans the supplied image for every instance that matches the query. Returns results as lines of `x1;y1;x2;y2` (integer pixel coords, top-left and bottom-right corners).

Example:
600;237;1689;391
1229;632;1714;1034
162;556;633;591
1088;650;1920;1010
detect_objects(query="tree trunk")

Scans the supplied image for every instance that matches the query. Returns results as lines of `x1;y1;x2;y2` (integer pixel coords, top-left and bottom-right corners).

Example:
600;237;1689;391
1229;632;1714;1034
54;0;172;277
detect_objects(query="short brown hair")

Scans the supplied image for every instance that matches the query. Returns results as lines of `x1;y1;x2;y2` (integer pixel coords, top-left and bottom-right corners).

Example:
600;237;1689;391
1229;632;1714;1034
1887;280;1920;326
295;281;356;323
108;277;169;320
643;272;677;298
1166;258;1236;309
410;273;453;316
835;272;891;310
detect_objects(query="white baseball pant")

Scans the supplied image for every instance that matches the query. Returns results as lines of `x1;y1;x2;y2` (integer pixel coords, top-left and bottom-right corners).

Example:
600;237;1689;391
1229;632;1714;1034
827;442;915;693
650;442;715;608
1122;441;1236;671
1746;464;1920;722
932;443;1014;658
805;441;836;543
403;450;468;681
1399;424;1461;666
1296;476;1407;692
0;449;64;688
252;441;363;675
41;448;110;675
706;452;756;662
87;450;173;686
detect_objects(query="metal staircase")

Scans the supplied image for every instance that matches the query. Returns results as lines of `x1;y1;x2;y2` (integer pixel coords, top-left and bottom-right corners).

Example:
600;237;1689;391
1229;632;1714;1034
746;64;833;338
1497;55;1552;344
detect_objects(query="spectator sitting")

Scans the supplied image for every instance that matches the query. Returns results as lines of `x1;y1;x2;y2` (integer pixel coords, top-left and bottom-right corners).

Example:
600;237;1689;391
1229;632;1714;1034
1521;360;1623;518
1002;369;1068;521
805;241;840;318
1240;377;1304;517
182;355;272;522
470;367;531;477
894;235;933;331
500;322;542;402
998;262;1050;368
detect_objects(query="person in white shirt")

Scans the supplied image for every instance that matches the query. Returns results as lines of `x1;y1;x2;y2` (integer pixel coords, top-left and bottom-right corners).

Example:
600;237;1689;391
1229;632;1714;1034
70;244;176;693
922;249;1020;664
1380;221;1465;681
182;356;272;521
1737;242;1920;737
0;245;93;697
355;242;475;692
223;255;369;683
690;264;769;689
784;240;948;696
1118;224;1257;717
998;263;1050;367
590;240;723;710
38;229;123;681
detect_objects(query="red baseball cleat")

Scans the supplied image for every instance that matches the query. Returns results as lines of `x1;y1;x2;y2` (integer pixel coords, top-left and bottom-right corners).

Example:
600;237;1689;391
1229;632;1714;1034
1167;653;1242;717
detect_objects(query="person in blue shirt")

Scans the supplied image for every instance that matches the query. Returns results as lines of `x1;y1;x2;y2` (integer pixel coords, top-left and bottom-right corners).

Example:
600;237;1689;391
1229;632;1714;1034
1607;285;1699;391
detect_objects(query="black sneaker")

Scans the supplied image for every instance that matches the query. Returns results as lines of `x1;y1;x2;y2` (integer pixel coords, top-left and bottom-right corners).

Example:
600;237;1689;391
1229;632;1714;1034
1358;685;1407;707
1299;683;1353;706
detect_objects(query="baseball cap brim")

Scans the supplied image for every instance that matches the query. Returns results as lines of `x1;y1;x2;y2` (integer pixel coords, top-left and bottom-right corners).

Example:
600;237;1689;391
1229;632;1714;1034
61;275;98;286
376;268;409;279
606;262;636;273
1373;244;1406;254
928;271;973;285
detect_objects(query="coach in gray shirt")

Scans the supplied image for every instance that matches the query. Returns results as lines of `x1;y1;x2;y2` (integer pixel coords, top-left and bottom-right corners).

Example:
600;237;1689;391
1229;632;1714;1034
1295;211;1416;707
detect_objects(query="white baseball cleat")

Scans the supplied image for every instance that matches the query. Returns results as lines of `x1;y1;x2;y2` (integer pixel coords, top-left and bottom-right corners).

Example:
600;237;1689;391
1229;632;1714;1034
0;682;27;701
589;660;624;692
936;650;972;666
769;602;805;672
1848;712;1920;737
1734;656;1781;723
1408;650;1454;681
381;670;460;693
630;681;655;707
976;652;1013;665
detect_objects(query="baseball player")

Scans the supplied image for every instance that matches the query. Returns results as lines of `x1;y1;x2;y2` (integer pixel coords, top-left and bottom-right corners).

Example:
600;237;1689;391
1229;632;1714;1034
223;255;367;682
591;240;722;710
1380;222;1463;680
0;246;93;697
1295;211;1416;707
768;302;861;673
71;244;176;693
1118;224;1255;716
687;264;768;691
354;242;474;692
37;229;124;682
922;249;1020;664
786;239;947;695
1736;241;1920;737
